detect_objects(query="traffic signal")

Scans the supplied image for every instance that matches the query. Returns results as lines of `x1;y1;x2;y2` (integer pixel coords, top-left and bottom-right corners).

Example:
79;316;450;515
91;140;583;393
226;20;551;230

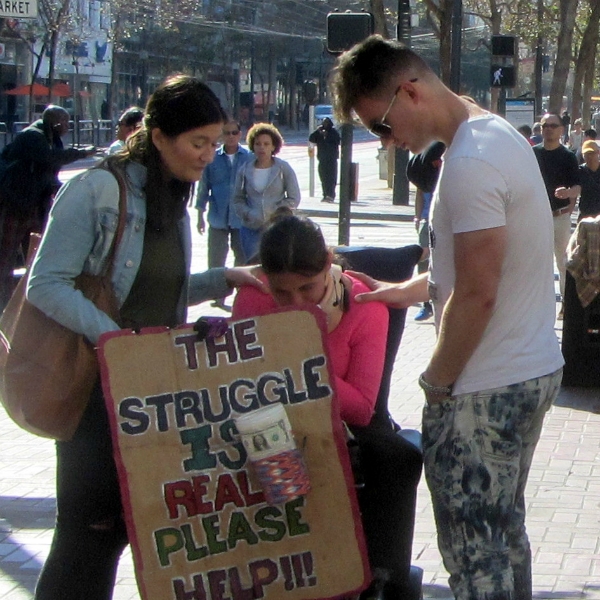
491;35;517;57
303;80;318;104
490;64;516;88
326;12;374;54
490;35;517;88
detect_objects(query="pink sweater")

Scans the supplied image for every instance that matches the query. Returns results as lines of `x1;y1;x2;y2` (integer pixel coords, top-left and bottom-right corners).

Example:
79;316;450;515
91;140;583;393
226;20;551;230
232;275;389;426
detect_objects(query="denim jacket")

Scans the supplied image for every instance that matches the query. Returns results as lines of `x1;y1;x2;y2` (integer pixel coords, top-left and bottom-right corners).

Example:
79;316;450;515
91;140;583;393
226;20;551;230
195;145;251;229
27;161;231;344
233;157;301;230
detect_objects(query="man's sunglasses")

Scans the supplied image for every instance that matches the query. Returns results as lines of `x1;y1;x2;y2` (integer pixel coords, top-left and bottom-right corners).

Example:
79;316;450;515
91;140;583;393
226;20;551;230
541;123;561;129
369;79;418;138
224;130;240;135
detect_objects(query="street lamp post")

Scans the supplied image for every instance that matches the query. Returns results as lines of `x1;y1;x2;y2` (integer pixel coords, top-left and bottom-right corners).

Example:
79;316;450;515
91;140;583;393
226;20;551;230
534;0;544;117
450;0;463;94
232;62;240;120
392;0;411;206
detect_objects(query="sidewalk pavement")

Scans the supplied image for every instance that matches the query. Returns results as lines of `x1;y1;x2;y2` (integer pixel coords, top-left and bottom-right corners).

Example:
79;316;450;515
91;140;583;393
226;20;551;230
1;163;599;600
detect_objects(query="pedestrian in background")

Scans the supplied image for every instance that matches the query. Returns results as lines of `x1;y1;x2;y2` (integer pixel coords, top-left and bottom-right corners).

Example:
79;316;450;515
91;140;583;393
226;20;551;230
568;118;584;155
0;105;95;311
577;140;600;220
234;122;300;262
332;35;563;599
517;124;535;146
195;120;251;307
561;110;571;144
533;113;581;317
107;106;144;155
577;128;597;163
530;122;543;144
406;141;445;322
309;117;341;203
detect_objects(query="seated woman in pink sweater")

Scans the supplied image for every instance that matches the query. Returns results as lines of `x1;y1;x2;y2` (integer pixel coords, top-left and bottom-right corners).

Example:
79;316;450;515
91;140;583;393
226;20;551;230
232;213;422;598
231;213;388;427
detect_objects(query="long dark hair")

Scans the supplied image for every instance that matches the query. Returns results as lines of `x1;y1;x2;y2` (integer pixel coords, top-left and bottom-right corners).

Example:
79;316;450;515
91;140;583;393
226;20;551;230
105;75;227;231
260;212;329;277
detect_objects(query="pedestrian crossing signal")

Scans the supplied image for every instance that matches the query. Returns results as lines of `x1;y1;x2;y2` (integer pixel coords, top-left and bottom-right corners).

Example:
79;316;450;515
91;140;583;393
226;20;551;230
490;64;516;88
326;12;374;54
491;35;517;57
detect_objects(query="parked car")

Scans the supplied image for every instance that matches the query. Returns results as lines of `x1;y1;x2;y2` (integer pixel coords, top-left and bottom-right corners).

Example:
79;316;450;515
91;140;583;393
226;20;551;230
314;104;335;125
312;103;364;129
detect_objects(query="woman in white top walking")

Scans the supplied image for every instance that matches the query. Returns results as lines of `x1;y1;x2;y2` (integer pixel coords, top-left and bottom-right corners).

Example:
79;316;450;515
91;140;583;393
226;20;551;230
234;123;300;262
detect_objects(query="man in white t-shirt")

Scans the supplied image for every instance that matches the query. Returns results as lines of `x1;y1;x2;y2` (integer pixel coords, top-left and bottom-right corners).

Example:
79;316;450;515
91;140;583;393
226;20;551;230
331;36;564;600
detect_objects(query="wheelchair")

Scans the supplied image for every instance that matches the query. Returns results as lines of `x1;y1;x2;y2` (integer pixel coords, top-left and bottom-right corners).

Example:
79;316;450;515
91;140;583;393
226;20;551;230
335;245;425;600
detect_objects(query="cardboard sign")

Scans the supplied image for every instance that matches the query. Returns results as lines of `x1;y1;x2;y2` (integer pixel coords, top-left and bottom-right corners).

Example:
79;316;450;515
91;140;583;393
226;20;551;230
98;308;370;600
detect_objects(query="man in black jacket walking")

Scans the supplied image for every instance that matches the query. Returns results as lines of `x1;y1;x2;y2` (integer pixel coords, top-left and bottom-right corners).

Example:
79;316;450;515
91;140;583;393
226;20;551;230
309;117;341;203
0;105;95;310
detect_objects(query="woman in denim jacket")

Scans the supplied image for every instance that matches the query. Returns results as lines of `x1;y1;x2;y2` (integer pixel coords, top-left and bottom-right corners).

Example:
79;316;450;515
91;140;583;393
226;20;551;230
233;123;300;261
27;76;265;600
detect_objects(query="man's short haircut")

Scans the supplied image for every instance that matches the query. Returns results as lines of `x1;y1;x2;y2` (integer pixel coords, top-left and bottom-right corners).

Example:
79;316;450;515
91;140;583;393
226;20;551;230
42;105;69;126
585;128;598;139
541;112;563;125
119;106;144;128
330;35;434;123
517;124;532;138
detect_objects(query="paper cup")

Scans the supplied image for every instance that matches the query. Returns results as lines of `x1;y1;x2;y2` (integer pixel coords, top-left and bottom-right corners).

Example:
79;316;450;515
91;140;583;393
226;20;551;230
235;403;311;505
236;403;295;460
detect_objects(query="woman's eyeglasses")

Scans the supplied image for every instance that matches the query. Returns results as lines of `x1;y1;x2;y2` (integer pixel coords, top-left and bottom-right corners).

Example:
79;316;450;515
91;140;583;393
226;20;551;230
369;79;418;139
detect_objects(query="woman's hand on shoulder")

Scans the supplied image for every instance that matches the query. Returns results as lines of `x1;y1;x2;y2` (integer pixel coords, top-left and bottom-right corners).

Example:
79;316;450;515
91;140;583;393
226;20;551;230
224;266;268;294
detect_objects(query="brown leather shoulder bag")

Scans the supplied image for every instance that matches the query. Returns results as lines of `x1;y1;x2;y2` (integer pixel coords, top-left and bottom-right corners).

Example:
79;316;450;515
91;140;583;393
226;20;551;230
0;168;127;440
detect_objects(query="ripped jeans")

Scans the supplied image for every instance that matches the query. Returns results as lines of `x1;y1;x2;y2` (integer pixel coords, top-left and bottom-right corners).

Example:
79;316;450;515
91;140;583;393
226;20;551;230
422;368;562;600
35;379;129;600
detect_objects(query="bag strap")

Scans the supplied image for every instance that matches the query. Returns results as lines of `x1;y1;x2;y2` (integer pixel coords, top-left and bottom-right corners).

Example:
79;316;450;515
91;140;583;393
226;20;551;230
98;168;128;279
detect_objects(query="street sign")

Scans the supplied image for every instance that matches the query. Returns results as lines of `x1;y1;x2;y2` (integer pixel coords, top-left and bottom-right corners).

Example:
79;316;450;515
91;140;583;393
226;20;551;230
0;0;38;18
504;98;535;129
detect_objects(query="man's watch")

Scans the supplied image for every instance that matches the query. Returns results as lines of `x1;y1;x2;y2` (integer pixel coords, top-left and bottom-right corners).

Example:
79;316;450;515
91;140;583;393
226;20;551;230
418;372;453;397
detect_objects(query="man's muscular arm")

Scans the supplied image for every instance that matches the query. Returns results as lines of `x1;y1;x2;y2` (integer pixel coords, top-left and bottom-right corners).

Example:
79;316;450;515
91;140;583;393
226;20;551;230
422;225;506;391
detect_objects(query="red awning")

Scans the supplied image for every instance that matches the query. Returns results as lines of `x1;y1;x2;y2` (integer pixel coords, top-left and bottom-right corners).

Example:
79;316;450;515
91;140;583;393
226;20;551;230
4;83;50;96
51;82;72;97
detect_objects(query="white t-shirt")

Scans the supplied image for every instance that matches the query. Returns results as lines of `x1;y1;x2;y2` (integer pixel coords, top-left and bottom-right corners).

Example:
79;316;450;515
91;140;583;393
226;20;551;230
429;113;564;395
252;167;272;193
107;139;125;155
569;130;583;153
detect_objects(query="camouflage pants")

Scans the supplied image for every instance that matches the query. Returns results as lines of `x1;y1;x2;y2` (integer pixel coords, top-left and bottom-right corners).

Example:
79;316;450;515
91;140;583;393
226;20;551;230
422;368;563;600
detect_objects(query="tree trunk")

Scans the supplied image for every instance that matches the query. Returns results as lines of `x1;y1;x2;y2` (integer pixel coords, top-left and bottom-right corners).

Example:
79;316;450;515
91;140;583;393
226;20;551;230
548;0;579;114
370;0;389;38
438;0;452;85
571;1;600;124
423;0;452;82
108;12;125;123
267;44;276;123
289;58;297;130
582;52;595;128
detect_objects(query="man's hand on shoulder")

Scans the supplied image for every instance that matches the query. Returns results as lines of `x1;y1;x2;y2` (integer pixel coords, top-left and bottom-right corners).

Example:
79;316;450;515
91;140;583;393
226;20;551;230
348;271;413;308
